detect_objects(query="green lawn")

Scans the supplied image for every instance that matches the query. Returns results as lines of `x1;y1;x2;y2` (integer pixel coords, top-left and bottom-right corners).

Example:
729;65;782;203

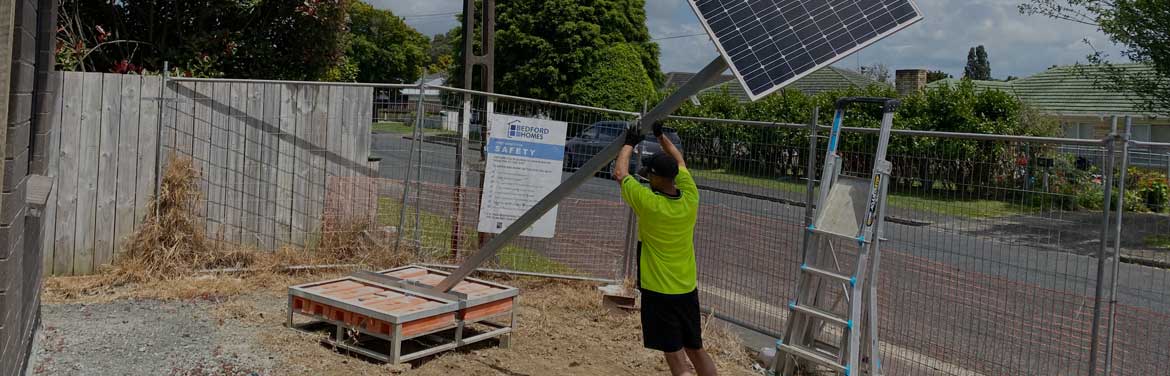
691;168;1027;219
372;121;414;134
377;197;573;274
372;121;459;136
1146;234;1170;249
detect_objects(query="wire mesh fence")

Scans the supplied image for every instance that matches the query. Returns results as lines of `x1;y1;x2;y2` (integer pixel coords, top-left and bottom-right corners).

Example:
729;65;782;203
150;75;1170;375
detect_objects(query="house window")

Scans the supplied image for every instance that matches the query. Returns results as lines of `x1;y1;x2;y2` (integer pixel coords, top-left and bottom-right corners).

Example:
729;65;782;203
1062;122;1096;139
1150;125;1170;143
1130;124;1151;142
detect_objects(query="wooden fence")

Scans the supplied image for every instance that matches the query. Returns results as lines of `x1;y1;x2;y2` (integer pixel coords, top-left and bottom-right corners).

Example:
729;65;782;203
43;72;375;276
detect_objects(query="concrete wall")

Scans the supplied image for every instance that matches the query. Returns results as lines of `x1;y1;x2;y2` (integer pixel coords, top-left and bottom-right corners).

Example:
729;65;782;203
0;0;55;373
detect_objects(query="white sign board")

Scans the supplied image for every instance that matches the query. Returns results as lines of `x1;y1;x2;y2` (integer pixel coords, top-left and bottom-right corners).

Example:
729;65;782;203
477;114;567;238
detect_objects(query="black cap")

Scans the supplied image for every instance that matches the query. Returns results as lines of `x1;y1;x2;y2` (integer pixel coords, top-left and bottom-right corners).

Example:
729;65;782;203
638;153;679;179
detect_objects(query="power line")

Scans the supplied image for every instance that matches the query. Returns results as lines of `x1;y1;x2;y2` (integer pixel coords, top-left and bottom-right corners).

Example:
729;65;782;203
651;32;708;41
400;11;461;19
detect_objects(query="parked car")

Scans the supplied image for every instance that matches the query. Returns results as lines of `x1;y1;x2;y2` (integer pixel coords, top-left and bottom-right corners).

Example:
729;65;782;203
563;121;684;176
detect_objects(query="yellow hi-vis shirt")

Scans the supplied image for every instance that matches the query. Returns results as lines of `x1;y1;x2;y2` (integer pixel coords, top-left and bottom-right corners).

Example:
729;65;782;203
620;167;699;295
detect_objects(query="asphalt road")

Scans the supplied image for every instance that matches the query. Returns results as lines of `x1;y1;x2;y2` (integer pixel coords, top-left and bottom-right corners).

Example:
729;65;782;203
372;133;1170;375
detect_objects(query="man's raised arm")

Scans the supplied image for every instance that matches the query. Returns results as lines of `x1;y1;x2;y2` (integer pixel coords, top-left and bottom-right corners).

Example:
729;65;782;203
654;123;685;169
614;123;643;182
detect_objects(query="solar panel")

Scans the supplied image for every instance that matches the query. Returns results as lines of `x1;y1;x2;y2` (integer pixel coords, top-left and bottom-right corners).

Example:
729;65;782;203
689;0;923;101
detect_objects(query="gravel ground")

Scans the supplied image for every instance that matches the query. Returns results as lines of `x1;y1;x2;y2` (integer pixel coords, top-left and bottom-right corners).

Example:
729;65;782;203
28;298;274;375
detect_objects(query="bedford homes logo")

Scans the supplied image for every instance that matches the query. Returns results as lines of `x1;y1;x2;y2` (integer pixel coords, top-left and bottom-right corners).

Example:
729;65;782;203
507;120;550;140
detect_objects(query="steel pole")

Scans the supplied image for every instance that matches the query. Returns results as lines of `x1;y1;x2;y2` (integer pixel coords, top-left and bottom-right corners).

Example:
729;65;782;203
1103;116;1132;375
1088;116;1118;375
431;56;730;292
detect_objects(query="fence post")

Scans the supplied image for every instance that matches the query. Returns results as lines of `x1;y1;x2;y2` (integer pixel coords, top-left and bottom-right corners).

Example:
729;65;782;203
1088;116;1118;376
1103;116;1132;376
394;75;427;254
804;107;820;226
154;61;169;220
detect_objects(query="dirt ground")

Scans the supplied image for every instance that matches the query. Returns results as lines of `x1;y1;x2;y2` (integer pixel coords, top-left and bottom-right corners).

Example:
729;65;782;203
28;270;760;376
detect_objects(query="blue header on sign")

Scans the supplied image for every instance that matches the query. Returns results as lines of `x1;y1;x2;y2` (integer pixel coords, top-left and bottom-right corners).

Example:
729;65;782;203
485;138;565;161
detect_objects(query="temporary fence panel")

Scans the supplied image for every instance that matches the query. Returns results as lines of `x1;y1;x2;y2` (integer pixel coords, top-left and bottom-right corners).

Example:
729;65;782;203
1111;138;1170;376
162;78;375;249
377;87;640;282
41;73;374;275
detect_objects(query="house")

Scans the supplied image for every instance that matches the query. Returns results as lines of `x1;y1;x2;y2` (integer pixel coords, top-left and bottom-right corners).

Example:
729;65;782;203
928;64;1169;143
401;73;447;102
662;66;889;102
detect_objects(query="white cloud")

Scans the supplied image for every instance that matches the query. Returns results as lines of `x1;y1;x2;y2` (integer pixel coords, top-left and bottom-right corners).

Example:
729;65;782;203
376;0;1128;79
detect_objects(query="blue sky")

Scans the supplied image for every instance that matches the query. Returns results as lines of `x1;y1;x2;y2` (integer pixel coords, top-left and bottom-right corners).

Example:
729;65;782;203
371;0;1126;79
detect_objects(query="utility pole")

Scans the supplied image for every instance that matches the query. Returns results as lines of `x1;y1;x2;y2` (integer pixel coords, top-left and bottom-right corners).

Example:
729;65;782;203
451;0;495;258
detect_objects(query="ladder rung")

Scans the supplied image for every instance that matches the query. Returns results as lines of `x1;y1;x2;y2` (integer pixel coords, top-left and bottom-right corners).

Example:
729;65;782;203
789;303;850;327
808;226;867;243
801;264;854;285
778;343;847;373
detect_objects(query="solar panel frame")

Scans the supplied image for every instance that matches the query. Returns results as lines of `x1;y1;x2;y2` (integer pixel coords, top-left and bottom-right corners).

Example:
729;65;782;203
688;0;924;101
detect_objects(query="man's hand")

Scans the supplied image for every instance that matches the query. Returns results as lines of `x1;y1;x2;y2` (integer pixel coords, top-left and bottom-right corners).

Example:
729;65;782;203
653;122;664;138
624;124;643;147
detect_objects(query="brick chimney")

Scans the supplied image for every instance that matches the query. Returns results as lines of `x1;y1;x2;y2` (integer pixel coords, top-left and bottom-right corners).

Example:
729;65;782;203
895;69;928;96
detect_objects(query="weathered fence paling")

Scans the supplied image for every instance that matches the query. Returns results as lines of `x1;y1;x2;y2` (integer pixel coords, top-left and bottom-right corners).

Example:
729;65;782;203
43;72;374;275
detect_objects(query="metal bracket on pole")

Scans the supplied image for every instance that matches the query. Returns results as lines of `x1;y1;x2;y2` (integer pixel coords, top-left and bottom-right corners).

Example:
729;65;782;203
429;56;730;293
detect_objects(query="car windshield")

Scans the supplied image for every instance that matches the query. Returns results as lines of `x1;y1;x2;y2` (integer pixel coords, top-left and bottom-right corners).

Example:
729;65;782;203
596;126;624;140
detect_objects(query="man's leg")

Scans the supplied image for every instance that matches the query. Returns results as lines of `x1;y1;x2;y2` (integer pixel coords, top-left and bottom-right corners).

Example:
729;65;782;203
684;348;718;376
664;350;696;376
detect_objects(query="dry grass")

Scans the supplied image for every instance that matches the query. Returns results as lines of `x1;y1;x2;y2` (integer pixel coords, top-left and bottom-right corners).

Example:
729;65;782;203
46;154;415;304
111;154;249;283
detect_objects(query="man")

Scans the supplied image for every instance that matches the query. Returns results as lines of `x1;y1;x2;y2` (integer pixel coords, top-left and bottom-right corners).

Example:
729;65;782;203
614;122;717;376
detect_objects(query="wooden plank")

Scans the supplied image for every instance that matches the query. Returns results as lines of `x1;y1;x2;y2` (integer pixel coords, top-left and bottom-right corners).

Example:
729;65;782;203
242;83;263;246
309;86;329;237
327;86;342;179
341;87;357;220
41;72;65;276
192;81;214;224
324;86;344;226
275;84;295;245
356;87;372;173
224;82;245;242
210;81;232;240
93;73;122;269
134;76;161;228
259;83;279;248
158;76;177;158
73;72;104;275
53;72;82;275
291;85;313;244
113;74;141;259
173;81;196;157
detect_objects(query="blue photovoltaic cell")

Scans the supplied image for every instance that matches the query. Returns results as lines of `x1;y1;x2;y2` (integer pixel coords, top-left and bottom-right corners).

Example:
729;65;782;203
690;0;923;101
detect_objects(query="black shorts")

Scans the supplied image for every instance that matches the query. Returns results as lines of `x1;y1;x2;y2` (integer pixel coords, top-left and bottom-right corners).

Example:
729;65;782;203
640;288;703;352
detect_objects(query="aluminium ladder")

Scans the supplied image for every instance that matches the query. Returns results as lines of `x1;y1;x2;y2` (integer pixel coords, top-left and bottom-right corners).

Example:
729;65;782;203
772;98;900;376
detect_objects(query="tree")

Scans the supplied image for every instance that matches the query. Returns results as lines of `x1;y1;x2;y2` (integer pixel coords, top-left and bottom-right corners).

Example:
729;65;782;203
58;0;350;80
1021;0;1170;115
569;43;656;111
860;63;891;83
964;45;991;80
927;70;952;83
429;32;455;73
448;0;663;103
346;1;430;83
